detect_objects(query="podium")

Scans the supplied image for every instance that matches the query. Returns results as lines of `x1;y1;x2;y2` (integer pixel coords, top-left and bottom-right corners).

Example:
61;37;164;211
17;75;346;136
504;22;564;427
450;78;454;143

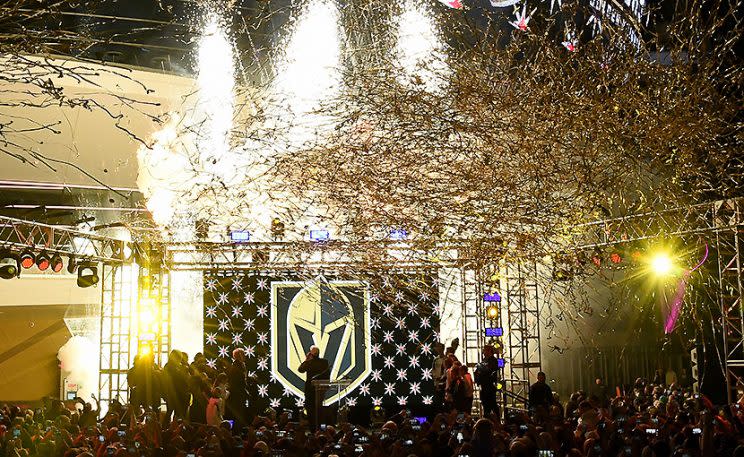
311;379;352;427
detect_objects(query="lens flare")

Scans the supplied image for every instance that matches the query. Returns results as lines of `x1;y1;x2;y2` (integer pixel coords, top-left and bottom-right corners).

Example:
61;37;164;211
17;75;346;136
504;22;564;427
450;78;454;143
650;253;673;276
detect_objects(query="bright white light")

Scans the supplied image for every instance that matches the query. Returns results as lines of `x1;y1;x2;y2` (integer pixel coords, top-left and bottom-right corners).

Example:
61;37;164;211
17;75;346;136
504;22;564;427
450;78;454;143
197;14;237;184
274;0;341;114
137;3;344;240
395;0;449;92
651;253;674;276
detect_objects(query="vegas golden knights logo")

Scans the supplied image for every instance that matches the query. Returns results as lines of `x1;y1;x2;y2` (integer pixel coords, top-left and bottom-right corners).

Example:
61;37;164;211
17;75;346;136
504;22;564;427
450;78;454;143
271;278;371;405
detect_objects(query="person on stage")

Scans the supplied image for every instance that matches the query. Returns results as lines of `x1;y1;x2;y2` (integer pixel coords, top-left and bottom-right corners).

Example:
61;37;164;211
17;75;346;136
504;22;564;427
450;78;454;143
298;345;329;429
226;348;249;429
432;343;447;412
474;344;500;418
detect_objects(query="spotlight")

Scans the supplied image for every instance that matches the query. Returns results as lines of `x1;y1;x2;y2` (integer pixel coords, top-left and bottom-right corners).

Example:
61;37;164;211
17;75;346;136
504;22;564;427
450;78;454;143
20;250;35;269
610;253;622;264
651;253;673;276
36;251;51;271
485;304;499;320
77;262;99;288
271;218;285;239
51;254;64;273
0;250;20;279
138;342;153;357
389;228;408;241
67;255;77;274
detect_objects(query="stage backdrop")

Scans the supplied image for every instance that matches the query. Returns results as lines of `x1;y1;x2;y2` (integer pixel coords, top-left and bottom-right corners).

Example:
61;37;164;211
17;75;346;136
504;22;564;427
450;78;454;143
203;272;440;413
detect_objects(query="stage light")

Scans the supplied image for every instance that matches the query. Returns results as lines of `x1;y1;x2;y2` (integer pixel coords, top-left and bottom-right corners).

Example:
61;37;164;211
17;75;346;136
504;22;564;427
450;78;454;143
77;262;99;288
485;327;503;337
610;252;622;264
309;229;330;241
230;230;251;242
0;250;20;279
139;308;156;329
483;292;501;302
495;381;503;391
36;251;51;271
67;255;77;274
20;250;35;269
271;218;285;239
389;228;408;241
138;342;153;357
497;358;505;368
486;304;499;320
51;254;64;273
651;252;674;276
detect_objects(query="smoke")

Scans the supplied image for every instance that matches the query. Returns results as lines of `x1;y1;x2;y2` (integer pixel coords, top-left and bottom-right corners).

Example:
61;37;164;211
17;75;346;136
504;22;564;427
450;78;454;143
57;336;99;400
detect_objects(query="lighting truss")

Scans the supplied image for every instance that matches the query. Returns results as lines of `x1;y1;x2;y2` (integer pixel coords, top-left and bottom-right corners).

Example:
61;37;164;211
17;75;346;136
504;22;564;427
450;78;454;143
0;215;132;264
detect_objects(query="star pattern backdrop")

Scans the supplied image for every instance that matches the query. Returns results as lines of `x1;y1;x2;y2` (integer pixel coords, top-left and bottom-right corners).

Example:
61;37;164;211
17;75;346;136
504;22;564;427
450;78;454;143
203;271;441;414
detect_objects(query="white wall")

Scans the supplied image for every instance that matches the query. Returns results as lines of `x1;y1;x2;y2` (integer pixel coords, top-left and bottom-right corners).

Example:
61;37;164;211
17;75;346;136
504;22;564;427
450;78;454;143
0;273;100;307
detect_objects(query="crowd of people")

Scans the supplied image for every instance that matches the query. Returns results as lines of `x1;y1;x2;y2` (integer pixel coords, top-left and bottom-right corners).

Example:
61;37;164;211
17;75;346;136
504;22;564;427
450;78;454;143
3;344;744;457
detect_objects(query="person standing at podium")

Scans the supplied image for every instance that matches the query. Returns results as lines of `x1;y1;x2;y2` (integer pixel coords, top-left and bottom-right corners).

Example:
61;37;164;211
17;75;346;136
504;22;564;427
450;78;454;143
299;345;329;429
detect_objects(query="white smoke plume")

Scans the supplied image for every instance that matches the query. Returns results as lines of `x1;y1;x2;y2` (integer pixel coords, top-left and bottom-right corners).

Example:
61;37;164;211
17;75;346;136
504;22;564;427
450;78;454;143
57;336;99;400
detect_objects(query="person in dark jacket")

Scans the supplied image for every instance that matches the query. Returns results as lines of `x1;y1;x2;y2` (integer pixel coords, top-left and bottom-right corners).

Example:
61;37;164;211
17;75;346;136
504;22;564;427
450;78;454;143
474;345;500;418
225;348;249;429
529;371;553;421
298;346;329;430
162;350;190;423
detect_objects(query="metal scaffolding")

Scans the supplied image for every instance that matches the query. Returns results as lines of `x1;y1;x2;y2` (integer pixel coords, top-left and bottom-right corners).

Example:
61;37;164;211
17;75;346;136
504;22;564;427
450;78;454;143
714;200;744;403
98;263;138;409
0;215;132;263
503;260;541;408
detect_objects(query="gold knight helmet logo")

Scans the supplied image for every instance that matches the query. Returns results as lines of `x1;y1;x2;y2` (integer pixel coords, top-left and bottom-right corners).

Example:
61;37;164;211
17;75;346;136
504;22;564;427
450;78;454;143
271;277;371;405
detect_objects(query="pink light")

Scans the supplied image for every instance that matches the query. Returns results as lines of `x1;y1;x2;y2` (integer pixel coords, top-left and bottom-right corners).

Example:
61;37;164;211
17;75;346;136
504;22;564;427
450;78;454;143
663;242;709;334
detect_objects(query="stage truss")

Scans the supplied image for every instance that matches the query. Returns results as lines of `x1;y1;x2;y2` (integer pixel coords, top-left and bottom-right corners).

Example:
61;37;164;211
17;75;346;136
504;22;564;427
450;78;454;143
3;196;740;410
0;215;133;263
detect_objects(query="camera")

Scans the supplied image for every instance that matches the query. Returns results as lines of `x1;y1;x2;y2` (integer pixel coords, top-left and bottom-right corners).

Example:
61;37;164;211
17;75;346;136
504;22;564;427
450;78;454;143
99;435;105;442
646;428;657;435
692;427;702;435
320;424;327;431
